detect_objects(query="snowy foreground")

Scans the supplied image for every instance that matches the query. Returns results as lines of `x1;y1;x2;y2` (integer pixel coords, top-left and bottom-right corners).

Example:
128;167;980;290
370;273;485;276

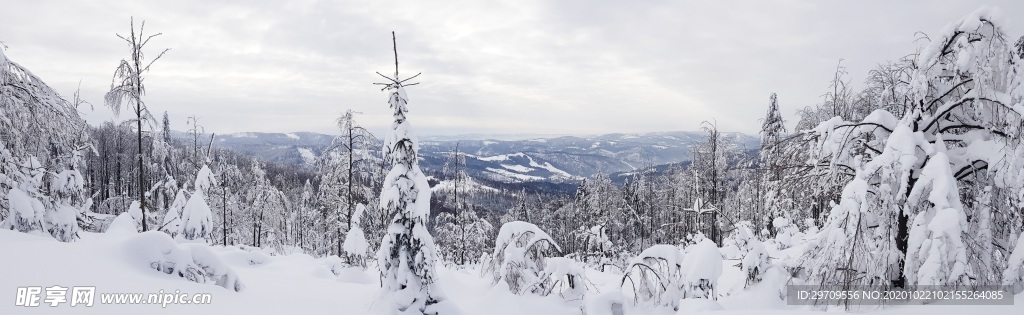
0;230;1020;315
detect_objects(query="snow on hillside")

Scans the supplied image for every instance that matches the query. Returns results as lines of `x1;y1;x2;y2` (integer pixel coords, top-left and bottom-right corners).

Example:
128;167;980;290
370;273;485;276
296;147;316;166
285;133;300;140
478;152;527;162
431;177;500;193
475;152;578;182
500;163;534;173
2;230;1021;315
528;158;575;180
486;167;545;182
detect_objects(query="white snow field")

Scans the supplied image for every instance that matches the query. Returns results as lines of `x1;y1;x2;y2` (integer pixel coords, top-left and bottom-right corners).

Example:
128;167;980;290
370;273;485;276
1;229;1020;315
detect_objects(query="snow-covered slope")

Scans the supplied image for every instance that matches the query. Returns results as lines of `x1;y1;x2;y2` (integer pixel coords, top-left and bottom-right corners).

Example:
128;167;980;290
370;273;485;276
0;230;582;315
2;230;1021;314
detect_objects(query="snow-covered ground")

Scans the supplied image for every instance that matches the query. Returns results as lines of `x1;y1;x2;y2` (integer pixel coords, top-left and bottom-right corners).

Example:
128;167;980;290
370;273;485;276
1;229;1021;315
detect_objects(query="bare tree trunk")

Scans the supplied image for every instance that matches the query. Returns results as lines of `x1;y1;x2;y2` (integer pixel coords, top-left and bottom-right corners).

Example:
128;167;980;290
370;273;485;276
136;87;146;231
456;143;466;265
222;183;228;246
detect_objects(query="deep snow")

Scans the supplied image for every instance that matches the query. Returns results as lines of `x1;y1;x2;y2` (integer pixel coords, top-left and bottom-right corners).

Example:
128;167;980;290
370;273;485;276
1;229;1021;315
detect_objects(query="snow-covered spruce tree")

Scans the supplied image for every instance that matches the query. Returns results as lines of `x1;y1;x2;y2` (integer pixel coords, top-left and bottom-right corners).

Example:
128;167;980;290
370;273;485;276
160;189;187;238
374;32;453;315
343;203;369;268
181;164;215;242
104;17;169;232
758;93;791;230
46;146;88;242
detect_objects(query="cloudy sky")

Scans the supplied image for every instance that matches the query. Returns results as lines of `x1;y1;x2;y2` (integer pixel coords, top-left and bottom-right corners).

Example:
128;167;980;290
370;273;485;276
1;0;1022;137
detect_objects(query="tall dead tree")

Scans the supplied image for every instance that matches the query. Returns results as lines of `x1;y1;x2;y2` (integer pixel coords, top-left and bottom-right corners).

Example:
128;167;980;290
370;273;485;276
104;17;169;232
442;142;470;264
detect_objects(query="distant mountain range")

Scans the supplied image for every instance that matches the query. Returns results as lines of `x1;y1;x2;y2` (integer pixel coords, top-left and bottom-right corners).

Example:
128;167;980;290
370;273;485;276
173;130;759;186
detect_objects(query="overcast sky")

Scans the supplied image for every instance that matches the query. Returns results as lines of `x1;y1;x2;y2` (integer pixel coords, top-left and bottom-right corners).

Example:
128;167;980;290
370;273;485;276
1;0;1022;137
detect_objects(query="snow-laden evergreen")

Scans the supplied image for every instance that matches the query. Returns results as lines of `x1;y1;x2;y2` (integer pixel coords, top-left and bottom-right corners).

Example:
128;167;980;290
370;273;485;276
343;203;369;268
179;164;215;242
374;41;455;313
181;189;213;242
2;188;45;234
160;189;188;238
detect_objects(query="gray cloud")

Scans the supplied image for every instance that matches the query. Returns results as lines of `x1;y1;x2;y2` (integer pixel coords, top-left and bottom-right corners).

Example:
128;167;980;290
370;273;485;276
1;0;1022;137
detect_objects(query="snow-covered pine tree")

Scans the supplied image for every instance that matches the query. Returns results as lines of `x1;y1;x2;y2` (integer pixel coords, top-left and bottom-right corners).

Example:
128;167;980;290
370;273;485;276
374;32;453;315
343;203;369;268
760;93;787;180
160;189;187;238
104;17;169;232
758;93;789;229
181;164;215;242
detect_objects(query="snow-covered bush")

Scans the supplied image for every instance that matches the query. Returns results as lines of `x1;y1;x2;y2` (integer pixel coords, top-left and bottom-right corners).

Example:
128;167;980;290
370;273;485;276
45;205;78;242
732;222;770;287
159;190;187;238
342;203;368;268
180;189;212;242
319;255;346;277
487;221;561;295
541;257;587;312
802;218;819;235
108;201;144;234
194;164;216;193
772;215;799;249
621;244;683;311
125;231;244;292
180;165;215;242
584;224;613;257
2;188;45;234
680;238;723;299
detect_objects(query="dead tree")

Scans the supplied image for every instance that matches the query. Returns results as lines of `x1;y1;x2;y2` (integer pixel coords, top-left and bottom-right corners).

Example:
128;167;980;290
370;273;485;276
104;17;169;231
